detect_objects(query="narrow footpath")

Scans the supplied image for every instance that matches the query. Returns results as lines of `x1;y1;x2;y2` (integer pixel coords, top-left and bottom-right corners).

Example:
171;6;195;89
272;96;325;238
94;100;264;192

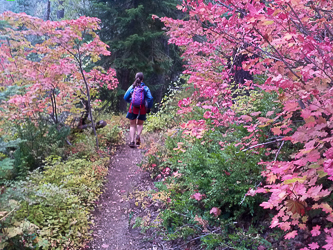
89;140;163;250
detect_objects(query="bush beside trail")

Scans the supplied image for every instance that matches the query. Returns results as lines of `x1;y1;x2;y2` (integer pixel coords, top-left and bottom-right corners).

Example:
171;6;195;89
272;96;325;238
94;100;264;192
0;115;126;249
139;78;331;249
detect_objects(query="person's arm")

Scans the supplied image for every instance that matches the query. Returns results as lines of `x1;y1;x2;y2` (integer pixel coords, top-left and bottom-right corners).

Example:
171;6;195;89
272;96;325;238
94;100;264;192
124;86;133;103
144;86;154;110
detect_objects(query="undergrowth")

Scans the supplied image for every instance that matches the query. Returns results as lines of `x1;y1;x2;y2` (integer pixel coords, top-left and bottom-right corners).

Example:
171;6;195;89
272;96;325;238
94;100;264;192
0;114;126;249
139;81;306;249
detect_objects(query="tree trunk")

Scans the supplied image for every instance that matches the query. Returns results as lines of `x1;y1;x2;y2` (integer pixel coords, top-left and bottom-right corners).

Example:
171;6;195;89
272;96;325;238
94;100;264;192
45;0;51;21
157;74;165;105
57;1;64;19
118;69;131;112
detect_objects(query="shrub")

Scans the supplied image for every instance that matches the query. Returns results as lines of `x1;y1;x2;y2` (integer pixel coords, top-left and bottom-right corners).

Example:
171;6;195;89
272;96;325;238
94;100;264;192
98;122;124;147
140;82;303;248
13;119;69;173
145;76;193;133
0;156;108;249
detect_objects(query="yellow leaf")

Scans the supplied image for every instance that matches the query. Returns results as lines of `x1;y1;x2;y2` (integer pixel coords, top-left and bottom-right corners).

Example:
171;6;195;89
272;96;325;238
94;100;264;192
258;124;268;128
263;20;274;25
284;176;307;184
5;227;23;238
309;164;320;169
302;215;308;223
317;170;327;178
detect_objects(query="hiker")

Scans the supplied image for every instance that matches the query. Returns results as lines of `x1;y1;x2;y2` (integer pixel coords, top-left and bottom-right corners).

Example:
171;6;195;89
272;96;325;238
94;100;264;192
124;72;153;148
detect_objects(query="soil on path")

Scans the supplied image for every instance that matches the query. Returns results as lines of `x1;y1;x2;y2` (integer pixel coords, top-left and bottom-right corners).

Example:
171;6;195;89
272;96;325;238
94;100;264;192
89;142;162;250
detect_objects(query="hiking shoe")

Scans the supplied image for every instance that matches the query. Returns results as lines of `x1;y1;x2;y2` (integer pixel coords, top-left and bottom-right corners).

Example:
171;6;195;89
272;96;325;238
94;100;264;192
136;135;141;146
129;141;136;148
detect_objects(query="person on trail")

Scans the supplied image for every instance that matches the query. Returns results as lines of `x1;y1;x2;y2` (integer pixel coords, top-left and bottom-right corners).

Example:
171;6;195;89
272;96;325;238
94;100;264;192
124;72;153;148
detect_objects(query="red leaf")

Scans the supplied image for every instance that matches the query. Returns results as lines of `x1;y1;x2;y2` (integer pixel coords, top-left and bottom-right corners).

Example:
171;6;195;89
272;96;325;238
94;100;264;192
210;207;221;217
191;193;204;201
285;199;307;215
308;242;320;250
284;230;297;239
250;111;261;116
284;102;299;112
311;225;321;237
240;115;252;122
271;127;282;135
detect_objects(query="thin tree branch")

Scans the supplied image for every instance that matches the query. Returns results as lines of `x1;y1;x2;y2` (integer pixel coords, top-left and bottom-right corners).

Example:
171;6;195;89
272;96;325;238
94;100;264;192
253;27;306;85
176;229;221;249
287;3;310;36
75;40;99;149
241;138;284;152
0;207;18;222
274;141;285;162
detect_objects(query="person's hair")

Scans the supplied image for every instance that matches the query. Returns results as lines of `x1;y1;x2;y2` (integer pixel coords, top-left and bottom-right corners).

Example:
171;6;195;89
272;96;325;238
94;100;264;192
132;72;144;87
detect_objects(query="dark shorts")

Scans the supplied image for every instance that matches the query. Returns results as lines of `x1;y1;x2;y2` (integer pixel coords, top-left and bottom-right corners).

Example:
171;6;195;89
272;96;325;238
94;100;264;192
126;112;146;121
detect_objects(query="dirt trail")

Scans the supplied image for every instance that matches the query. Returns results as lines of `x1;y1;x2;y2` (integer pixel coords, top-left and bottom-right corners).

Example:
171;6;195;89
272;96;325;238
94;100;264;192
89;141;160;250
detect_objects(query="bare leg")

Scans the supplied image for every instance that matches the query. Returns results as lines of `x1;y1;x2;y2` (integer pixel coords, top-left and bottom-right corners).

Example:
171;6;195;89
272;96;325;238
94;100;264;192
136;119;144;138
129;119;136;143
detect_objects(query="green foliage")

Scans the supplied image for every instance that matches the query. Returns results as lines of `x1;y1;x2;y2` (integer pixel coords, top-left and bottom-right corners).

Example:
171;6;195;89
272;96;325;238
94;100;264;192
70;129;98;158
141;80;295;248
0;137;25;182
163;126;265;218
142;124;270;249
232;75;282;116
0;158;15;180
0;155;109;249
0;112;122;249
12;119;70;176
97;88;120;113
200;224;272;250
91;0;180;73
98;123;123;146
145;76;193;132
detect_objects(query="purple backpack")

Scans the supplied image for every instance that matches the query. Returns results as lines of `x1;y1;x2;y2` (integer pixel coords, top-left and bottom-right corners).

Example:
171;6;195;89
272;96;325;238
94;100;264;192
131;85;145;108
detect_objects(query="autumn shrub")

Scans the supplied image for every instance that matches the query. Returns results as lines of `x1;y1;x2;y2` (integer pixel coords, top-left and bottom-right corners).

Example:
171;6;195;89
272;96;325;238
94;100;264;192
160;1;333;247
141;83;308;248
0;12;119;249
0;155;108;249
69;129;98;158
142;124;275;248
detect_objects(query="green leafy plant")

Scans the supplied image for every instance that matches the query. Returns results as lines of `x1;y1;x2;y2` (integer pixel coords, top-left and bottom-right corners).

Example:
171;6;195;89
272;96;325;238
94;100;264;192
0;145;109;249
145;76;192;133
